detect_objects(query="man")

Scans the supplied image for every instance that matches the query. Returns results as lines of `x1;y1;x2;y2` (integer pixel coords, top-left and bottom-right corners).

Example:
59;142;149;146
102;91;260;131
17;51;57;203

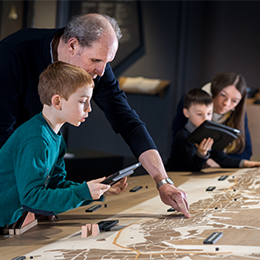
0;13;190;217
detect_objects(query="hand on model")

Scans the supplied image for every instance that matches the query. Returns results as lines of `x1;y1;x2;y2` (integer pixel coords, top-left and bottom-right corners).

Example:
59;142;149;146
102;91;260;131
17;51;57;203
195;137;214;156
243;160;260;168
104;177;128;195
87;177;110;200
158;184;191;218
139;149;191;218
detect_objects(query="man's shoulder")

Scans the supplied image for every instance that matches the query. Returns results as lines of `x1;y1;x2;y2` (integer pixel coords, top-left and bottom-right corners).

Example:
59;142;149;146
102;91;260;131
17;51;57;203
0;28;61;46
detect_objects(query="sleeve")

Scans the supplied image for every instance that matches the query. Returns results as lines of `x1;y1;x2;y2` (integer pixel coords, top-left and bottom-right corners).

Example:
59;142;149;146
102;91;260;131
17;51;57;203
210;150;241;168
14;138;94;215
93;64;157;158
243;112;253;159
0;42;20;148
166;131;207;171
47;138;77;189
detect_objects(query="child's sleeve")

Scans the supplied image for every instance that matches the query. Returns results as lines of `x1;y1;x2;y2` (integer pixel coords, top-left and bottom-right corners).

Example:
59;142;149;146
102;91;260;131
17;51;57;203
210;150;241;168
14;138;94;215
167;130;208;171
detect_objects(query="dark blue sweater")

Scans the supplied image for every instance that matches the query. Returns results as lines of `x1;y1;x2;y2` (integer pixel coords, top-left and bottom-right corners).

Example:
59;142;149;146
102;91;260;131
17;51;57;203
166;126;242;172
0;28;156;158
170;95;252;160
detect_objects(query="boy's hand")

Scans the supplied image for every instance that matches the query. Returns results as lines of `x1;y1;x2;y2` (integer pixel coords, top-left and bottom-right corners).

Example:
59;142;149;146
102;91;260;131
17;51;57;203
87;177;110;200
206;158;220;168
195;137;214;156
104;177;128;195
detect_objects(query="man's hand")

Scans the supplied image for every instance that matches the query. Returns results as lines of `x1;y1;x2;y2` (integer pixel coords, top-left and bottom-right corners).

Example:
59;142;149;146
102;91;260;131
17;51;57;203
104;177;128;195
158;184;191;218
139;149;191;218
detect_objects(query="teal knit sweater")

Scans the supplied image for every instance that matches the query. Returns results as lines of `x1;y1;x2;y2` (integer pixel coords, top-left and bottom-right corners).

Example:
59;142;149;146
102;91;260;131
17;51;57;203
0;113;97;227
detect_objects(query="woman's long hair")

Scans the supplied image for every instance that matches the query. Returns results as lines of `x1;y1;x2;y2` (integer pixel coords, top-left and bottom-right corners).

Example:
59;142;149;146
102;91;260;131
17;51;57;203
211;72;247;154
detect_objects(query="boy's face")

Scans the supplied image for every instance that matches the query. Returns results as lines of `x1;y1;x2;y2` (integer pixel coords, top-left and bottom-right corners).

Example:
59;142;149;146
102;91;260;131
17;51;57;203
183;103;213;128
61;85;93;127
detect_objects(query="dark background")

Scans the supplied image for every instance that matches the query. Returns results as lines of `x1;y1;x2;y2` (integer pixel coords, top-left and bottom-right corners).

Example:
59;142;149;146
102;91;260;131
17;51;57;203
1;0;260;167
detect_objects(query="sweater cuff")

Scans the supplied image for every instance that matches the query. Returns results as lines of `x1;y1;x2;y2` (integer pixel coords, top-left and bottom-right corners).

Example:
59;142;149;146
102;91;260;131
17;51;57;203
196;150;210;159
239;160;245;168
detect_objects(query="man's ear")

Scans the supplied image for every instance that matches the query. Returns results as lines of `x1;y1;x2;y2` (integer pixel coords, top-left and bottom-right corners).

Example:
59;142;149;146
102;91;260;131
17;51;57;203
67;38;79;55
51;94;62;110
183;108;189;118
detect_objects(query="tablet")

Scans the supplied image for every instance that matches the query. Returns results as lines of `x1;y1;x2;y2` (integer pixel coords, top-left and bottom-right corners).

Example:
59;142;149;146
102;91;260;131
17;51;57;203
101;162;141;185
186;120;240;151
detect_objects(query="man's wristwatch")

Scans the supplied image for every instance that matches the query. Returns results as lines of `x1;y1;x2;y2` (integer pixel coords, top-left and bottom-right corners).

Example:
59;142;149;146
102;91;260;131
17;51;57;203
156;177;174;189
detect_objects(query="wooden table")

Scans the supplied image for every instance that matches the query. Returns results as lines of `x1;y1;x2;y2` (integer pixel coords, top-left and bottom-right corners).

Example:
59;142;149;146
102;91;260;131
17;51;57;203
1;168;258;260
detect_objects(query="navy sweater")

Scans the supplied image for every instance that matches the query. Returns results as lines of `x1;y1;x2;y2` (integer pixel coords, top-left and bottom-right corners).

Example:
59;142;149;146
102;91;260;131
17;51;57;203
166;127;242;172
0;28;156;157
170;95;252;160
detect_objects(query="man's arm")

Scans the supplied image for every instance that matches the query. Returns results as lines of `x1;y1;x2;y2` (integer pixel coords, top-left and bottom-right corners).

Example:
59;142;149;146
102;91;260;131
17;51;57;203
94;65;190;217
139;149;191;218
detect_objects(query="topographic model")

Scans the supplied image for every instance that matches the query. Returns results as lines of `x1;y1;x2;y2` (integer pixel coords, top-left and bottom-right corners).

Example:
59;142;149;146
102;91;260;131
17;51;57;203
27;168;260;259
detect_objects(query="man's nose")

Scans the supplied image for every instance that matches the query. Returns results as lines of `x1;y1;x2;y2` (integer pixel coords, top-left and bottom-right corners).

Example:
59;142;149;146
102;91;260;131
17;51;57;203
95;63;106;77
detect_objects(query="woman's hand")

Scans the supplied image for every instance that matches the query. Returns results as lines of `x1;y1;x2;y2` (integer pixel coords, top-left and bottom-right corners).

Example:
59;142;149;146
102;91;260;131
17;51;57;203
243;160;260;168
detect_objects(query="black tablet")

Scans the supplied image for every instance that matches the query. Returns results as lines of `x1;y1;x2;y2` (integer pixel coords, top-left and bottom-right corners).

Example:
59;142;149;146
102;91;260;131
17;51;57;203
186;120;240;151
101;162;141;185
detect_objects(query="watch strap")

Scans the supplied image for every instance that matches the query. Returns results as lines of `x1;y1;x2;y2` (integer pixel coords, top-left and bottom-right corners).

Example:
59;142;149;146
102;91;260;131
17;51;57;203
156;177;174;189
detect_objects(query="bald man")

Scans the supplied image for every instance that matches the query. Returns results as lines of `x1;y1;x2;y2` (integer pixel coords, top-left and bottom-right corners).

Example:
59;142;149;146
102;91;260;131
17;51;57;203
0;13;190;217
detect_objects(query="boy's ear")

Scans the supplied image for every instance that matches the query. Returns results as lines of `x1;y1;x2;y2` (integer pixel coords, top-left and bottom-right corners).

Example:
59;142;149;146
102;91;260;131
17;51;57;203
51;94;62;110
183;108;190;118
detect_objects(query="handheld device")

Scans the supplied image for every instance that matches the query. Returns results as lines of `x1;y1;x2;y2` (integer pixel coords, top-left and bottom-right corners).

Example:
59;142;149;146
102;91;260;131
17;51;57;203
101;162;141;185
186;120;240;151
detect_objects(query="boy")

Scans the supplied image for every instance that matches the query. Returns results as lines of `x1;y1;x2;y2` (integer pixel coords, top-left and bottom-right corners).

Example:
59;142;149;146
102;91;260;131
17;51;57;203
166;88;260;171
0;61;127;227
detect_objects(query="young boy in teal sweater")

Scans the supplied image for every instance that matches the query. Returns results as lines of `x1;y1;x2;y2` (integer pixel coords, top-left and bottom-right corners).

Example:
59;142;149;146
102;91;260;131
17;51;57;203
0;61;127;227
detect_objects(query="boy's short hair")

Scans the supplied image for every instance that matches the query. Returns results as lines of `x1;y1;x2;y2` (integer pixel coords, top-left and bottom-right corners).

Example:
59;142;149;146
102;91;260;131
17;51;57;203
183;88;213;109
38;61;94;106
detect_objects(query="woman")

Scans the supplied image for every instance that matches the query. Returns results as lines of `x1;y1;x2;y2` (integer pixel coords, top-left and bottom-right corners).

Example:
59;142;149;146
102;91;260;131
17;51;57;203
169;72;252;162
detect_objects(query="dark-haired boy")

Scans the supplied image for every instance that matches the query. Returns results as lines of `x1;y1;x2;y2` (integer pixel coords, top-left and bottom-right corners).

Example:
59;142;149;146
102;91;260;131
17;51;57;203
166;88;260;171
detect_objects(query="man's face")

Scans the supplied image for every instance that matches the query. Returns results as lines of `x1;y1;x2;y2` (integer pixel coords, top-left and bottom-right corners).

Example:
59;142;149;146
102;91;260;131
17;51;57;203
183;103;213;128
68;34;118;79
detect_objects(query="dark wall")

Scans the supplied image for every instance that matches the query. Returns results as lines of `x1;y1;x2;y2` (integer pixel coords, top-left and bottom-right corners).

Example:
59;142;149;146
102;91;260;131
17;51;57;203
67;1;260;163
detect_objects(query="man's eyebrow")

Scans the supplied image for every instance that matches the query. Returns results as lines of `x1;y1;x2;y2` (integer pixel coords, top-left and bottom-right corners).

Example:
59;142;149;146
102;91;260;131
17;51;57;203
80;95;91;98
92;58;103;62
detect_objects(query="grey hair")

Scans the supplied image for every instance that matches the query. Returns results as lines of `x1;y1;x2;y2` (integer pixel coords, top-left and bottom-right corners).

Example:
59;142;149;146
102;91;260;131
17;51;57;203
62;14;122;47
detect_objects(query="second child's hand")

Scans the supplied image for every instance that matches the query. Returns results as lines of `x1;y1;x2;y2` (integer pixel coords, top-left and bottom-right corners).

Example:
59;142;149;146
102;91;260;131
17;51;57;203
195;137;214;156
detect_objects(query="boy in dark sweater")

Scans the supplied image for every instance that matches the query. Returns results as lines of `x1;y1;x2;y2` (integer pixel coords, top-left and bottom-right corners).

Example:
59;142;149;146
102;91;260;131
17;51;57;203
166;89;260;171
0;61;127;227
